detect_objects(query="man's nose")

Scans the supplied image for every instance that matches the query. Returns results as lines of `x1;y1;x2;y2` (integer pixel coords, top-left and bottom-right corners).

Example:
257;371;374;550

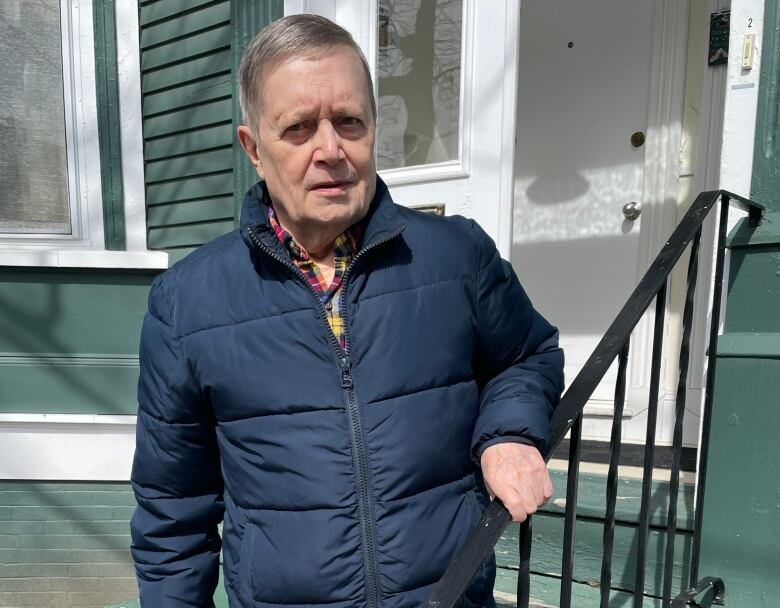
312;121;344;166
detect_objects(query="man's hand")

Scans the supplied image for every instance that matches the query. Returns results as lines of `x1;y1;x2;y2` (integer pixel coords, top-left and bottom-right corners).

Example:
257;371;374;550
480;442;553;522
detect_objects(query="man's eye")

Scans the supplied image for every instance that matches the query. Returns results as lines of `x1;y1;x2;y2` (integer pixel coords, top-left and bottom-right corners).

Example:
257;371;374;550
339;117;362;127
286;122;307;133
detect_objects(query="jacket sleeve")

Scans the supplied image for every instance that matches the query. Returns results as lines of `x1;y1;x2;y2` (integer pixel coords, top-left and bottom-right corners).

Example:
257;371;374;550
130;275;224;607
469;221;565;462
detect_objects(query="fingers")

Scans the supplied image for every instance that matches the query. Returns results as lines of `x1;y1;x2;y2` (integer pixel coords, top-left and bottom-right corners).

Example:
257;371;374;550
542;470;554;503
502;481;542;523
480;442;555;522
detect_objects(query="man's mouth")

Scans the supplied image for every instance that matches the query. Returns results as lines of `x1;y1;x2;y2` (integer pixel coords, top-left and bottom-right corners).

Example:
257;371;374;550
310;180;353;192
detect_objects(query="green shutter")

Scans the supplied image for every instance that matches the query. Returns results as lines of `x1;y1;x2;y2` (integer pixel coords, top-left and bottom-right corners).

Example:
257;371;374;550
230;1;284;222
139;0;281;264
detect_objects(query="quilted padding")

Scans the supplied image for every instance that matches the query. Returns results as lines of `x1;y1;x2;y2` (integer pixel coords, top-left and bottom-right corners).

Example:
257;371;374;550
130;178;564;607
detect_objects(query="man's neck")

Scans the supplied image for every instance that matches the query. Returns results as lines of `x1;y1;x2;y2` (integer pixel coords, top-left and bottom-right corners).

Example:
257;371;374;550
270;206;350;258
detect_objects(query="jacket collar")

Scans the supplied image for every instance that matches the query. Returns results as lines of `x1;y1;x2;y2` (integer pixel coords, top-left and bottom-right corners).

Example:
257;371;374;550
239;176;405;254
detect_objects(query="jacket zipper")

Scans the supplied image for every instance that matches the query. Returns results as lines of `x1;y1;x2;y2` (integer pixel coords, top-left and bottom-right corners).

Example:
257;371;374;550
246;223;404;608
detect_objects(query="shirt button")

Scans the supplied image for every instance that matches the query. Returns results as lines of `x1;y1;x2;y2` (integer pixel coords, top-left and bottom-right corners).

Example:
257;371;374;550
325;301;333;311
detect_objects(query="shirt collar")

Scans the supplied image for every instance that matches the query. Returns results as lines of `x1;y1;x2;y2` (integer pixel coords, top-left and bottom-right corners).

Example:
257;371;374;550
267;204;362;262
239;176;404;256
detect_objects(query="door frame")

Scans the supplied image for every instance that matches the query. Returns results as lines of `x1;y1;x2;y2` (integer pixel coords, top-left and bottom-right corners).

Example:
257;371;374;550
622;0;691;420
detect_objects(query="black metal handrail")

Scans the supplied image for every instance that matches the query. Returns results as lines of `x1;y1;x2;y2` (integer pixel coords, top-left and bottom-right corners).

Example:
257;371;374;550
426;190;764;608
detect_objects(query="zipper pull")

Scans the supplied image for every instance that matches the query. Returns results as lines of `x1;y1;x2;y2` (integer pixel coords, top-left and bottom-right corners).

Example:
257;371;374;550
340;357;353;389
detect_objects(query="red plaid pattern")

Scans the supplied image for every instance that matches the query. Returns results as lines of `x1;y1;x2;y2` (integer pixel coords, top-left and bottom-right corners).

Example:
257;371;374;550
268;206;360;351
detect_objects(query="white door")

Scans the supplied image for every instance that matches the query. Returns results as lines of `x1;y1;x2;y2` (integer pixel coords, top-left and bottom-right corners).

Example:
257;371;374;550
284;0;519;256
511;0;687;441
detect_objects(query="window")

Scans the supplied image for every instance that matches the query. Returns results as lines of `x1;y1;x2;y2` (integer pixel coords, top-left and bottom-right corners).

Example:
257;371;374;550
0;2;72;235
376;0;463;170
0;0;166;269
0;0;105;250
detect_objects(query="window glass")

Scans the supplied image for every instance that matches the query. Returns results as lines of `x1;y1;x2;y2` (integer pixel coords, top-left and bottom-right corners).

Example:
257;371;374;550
0;1;71;234
376;0;463;170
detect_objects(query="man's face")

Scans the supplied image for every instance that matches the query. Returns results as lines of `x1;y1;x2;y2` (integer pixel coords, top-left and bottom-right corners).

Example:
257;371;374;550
241;45;376;238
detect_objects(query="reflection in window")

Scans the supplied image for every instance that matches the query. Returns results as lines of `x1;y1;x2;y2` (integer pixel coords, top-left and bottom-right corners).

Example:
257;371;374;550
376;0;462;170
0;1;70;234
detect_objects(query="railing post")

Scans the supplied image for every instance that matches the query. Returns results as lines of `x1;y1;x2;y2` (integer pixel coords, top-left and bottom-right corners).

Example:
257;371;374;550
688;194;730;586
600;341;629;607
517;518;532;608
560;415;582;608
634;282;668;607
663;226;702;604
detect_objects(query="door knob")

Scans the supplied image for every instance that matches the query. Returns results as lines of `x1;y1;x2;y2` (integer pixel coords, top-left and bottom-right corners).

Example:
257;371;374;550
622;201;642;220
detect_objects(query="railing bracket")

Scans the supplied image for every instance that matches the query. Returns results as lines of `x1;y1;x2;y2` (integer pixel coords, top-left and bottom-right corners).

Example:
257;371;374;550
670;577;725;607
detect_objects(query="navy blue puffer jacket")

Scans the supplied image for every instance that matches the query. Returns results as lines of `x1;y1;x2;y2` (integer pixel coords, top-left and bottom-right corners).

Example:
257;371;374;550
130;178;564;608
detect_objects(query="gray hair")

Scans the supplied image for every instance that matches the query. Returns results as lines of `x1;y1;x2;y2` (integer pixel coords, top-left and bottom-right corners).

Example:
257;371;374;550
238;14;377;130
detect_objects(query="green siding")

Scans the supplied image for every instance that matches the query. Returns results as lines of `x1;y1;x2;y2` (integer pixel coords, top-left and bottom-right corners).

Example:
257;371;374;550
0;483;137;607
142;74;231;116
140;0;283;261
0;270;154;414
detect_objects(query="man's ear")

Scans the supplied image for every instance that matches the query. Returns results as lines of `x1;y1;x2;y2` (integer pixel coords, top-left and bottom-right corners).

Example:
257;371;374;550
237;126;264;178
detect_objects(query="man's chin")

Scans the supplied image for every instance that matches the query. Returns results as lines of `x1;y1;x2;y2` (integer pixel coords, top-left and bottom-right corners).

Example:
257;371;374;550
307;194;368;223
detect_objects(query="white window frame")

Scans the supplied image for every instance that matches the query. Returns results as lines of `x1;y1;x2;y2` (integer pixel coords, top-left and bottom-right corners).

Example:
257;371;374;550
285;0;473;186
0;0;167;270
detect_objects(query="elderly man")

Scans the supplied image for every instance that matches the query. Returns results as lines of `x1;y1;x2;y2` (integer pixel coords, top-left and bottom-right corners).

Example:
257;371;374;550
130;14;564;608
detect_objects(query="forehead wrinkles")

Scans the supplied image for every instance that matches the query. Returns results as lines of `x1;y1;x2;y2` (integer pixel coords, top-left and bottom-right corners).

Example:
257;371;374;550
261;50;369;121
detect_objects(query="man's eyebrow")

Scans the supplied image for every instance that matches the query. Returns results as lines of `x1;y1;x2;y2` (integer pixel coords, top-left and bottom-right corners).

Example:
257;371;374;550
332;104;367;116
274;107;315;126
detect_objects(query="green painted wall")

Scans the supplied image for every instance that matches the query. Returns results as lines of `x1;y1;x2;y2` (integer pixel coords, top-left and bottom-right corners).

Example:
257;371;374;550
0;483;137;607
0;270;156;414
698;214;780;608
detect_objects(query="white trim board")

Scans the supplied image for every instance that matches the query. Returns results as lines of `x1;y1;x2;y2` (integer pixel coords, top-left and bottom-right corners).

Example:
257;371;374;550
719;0;765;196
116;0;155;254
0;414;136;481
0;249;168;269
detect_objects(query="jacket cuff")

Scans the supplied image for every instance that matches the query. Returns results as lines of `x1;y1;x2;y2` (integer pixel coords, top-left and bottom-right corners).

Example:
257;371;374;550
474;435;537;464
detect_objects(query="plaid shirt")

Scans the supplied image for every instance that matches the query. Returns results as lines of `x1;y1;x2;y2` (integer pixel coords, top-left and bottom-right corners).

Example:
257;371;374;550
268;206;360;351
